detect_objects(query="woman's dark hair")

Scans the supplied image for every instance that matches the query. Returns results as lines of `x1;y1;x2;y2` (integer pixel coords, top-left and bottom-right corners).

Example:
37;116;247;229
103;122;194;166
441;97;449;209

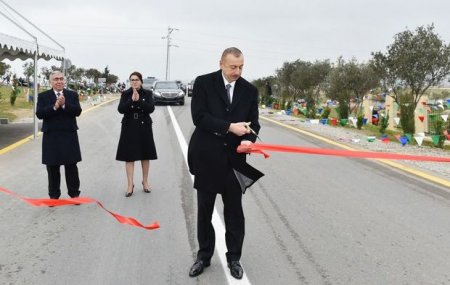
129;71;143;83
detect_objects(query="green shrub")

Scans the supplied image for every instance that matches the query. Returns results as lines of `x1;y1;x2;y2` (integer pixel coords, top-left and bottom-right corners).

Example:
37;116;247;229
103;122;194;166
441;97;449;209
399;103;416;134
357;114;364;130
10;87;20;106
434;118;446;148
321;107;331;119
280;99;286;110
286;101;292;110
307;105;317;119
379;114;389;134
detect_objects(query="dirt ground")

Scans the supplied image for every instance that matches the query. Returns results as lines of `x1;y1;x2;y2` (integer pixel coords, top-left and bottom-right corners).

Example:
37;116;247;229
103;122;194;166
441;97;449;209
10;108;34;122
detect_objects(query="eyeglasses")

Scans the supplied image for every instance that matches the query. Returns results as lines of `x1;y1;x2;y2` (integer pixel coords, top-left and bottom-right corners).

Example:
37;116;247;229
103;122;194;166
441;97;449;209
53;77;64;81
130;78;140;82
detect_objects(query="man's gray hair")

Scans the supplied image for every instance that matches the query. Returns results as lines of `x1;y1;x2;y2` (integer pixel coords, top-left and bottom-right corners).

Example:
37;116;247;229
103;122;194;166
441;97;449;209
221;47;243;60
50;70;64;81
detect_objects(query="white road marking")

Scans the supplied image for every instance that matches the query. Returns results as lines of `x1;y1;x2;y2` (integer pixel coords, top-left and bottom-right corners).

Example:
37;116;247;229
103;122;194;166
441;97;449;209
167;106;251;284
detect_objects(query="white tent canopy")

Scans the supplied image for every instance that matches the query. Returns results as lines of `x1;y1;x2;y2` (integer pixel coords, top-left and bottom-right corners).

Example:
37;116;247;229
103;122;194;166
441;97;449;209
0;0;65;139
0;32;64;61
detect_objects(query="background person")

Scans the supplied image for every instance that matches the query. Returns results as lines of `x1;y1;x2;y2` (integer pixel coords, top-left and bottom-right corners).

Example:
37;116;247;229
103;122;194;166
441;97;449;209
187;47;263;280
116;71;157;197
36;70;82;200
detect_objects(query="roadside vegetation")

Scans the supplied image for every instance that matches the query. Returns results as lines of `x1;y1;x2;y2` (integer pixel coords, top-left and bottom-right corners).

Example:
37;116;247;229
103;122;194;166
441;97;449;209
253;24;450;149
0;62;122;122
0;85;39;121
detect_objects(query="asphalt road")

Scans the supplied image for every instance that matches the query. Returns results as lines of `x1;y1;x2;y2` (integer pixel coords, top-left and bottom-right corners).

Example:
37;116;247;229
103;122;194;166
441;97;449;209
0;121;41;150
1;97;450;285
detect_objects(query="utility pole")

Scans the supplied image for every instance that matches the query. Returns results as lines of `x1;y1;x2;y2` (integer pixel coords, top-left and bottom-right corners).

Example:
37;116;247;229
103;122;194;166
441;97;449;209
162;26;178;80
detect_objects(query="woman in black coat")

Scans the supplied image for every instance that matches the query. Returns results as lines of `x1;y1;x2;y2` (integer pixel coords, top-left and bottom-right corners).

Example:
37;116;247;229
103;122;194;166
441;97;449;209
116;71;157;197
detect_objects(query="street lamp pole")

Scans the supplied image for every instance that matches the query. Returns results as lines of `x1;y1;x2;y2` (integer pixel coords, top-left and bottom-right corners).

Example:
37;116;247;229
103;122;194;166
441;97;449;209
162;26;178;80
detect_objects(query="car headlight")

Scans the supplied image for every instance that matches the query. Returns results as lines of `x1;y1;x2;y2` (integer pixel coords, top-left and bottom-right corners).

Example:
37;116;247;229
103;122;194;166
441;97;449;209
178;91;185;97
154;91;161;97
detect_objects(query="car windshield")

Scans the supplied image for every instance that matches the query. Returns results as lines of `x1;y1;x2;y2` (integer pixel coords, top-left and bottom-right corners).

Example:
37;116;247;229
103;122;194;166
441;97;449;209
155;82;179;89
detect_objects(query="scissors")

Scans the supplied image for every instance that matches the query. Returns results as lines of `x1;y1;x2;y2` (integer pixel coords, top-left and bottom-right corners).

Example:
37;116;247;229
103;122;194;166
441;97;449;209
245;122;263;142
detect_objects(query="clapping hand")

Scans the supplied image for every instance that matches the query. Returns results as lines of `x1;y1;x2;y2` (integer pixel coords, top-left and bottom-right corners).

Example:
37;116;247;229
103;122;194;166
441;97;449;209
57;94;65;106
132;88;139;101
55;94;65;109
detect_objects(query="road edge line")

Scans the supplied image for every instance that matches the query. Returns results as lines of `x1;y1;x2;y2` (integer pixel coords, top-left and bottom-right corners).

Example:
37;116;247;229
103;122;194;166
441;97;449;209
261;115;450;189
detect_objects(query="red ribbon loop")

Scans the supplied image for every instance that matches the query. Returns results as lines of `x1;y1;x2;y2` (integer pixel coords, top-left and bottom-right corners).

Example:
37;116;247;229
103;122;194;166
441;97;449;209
0;187;160;231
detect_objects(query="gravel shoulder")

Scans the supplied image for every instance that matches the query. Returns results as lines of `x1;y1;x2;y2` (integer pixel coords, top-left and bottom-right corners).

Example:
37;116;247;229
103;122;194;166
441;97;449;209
260;108;450;182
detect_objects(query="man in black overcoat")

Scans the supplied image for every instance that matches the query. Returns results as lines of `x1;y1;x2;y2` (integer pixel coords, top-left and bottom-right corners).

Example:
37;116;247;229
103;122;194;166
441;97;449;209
36;70;82;199
188;47;264;280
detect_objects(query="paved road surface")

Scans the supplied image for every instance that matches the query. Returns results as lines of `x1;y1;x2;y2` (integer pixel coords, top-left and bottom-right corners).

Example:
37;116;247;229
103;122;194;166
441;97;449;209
1;97;450;284
0;121;41;149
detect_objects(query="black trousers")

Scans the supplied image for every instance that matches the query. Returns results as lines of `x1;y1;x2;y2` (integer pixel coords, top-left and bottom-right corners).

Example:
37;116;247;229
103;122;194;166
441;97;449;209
46;164;80;199
196;169;244;263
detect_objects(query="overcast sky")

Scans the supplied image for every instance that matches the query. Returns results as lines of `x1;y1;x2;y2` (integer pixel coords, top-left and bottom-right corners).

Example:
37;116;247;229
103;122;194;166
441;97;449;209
1;0;450;83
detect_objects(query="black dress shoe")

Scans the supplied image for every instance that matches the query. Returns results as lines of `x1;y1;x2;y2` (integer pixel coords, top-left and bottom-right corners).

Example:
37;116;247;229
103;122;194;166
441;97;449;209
189;260;210;277
49;197;59;207
228;261;243;279
142;182;151;193
71;195;81;205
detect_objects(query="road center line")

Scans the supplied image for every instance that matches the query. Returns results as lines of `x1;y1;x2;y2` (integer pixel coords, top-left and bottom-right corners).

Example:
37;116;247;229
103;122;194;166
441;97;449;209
167;106;251;285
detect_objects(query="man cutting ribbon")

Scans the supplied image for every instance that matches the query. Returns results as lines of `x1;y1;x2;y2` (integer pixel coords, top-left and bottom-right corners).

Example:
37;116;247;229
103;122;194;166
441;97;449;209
187;47;264;280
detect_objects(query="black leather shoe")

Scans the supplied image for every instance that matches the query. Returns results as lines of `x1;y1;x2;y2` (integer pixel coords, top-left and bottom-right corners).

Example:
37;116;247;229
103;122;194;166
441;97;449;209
142;182;151;193
49;197;59;207
189;260;210;277
228;261;243;279
71;195;80;205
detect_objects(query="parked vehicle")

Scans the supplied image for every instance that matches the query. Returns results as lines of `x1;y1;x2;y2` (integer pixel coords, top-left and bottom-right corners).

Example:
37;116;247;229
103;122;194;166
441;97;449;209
142;77;158;90
178;82;191;97
152;80;185;105
187;80;194;97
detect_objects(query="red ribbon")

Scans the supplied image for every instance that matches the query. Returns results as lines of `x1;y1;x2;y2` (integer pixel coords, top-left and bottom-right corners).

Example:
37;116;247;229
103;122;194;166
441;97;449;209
0;186;160;231
237;143;450;162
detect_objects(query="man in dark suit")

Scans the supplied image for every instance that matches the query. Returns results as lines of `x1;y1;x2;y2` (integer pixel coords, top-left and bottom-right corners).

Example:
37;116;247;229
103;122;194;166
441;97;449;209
188;47;263;280
36;70;82;199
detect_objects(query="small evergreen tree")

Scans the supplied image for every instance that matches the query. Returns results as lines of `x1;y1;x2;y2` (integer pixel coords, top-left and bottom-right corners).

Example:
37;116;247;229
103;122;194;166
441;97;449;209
356;113;364;130
434;118;446;148
379;113;389;134
10;77;20;106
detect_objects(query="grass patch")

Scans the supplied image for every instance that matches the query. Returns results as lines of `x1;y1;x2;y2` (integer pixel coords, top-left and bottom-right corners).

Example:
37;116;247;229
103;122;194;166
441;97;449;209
0;85;35;121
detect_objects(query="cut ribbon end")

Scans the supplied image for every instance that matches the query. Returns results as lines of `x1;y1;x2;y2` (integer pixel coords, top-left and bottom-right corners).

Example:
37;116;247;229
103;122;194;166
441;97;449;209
146;222;160;230
0;187;160;231
237;143;270;158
